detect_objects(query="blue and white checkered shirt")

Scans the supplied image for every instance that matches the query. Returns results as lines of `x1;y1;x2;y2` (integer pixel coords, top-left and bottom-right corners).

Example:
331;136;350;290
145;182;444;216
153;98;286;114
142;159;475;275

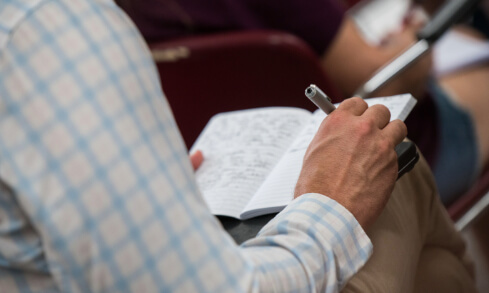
0;0;372;292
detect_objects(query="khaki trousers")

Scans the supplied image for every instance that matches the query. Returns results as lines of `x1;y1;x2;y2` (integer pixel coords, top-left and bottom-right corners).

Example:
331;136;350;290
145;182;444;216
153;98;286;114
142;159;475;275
343;153;477;293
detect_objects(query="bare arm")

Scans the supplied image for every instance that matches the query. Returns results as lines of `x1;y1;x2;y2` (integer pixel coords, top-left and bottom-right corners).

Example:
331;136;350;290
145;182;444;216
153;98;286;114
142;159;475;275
321;16;433;100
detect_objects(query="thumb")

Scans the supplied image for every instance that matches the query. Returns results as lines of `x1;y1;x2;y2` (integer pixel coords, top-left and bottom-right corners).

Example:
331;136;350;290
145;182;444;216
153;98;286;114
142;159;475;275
190;150;204;171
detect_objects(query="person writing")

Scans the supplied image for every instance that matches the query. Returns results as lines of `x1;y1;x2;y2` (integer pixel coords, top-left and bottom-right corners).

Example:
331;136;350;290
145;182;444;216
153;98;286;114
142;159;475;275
0;0;475;292
118;0;489;206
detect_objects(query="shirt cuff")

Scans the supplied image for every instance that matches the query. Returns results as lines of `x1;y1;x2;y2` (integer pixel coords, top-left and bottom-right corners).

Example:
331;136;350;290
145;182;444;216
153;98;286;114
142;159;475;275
259;193;373;288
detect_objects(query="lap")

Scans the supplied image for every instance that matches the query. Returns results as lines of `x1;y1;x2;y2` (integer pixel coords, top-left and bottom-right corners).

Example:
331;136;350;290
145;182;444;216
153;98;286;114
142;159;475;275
342;153;473;292
414;247;476;293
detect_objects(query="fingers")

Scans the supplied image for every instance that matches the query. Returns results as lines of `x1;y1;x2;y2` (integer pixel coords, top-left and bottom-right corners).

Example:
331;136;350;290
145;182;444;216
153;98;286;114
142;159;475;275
363;104;391;129
337;97;368;116
383;119;408;147
336;98;406;146
338;98;391;129
190;150;204;171
404;7;429;30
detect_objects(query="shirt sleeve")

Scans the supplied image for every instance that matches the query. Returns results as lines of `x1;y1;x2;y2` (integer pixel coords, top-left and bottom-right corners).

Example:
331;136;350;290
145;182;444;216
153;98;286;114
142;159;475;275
0;1;371;292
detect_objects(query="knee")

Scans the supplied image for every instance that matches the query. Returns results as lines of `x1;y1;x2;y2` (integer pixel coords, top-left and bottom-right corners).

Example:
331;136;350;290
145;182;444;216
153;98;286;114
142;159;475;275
414;247;476;293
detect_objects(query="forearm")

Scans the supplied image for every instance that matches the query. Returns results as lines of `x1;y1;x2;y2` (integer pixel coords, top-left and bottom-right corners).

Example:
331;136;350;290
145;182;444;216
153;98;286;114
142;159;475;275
321;16;432;99
321;17;385;98
243;194;372;292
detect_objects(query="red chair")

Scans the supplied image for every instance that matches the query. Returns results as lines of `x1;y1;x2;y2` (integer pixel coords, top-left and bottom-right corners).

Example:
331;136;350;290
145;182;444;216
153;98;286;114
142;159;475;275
149;29;489;230
149;30;341;148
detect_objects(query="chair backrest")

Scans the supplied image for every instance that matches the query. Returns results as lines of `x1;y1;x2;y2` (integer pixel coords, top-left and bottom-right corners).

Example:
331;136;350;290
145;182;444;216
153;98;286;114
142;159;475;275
149;30;341;148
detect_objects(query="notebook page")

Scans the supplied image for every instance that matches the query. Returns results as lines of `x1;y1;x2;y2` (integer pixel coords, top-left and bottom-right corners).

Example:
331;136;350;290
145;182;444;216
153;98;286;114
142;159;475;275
241;111;325;219
192;107;311;218
242;94;416;219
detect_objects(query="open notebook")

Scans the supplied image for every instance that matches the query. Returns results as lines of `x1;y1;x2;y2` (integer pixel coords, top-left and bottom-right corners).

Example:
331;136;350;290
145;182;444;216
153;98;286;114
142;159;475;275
191;94;417;220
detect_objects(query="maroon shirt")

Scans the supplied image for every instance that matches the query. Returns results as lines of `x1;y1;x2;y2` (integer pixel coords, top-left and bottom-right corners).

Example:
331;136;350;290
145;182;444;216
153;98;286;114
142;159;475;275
121;0;346;55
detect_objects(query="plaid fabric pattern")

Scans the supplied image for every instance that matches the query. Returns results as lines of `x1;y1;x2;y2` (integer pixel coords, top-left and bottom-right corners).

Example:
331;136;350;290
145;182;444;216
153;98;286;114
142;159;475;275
0;0;372;292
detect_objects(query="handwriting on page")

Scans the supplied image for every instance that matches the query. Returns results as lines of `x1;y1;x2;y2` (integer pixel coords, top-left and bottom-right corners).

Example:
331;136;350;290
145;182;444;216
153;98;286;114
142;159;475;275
287;111;326;153
193;108;311;217
245;111;326;213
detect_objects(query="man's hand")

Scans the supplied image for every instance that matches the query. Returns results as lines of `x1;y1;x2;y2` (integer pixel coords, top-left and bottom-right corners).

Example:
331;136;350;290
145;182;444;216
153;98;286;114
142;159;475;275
294;98;407;229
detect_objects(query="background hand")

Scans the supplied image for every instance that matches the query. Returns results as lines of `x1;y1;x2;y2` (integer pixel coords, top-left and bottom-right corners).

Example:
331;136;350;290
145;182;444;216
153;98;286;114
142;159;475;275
322;17;432;100
190;150;204;171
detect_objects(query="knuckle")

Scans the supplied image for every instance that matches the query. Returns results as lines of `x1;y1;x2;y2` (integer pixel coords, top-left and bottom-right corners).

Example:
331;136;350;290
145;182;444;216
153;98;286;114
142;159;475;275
372;104;391;121
349;96;365;104
377;138;393;153
352;97;368;109
379;105;391;119
356;120;374;137
342;97;367;109
320;111;343;129
393;120;408;136
364;114;378;128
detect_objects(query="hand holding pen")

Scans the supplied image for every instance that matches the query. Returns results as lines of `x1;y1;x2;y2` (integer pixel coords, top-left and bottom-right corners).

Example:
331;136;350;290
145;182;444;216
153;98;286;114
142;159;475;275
296;86;407;229
304;84;419;181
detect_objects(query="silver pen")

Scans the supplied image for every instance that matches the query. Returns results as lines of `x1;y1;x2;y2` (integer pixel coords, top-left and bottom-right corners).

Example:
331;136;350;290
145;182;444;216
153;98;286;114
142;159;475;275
305;84;336;114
